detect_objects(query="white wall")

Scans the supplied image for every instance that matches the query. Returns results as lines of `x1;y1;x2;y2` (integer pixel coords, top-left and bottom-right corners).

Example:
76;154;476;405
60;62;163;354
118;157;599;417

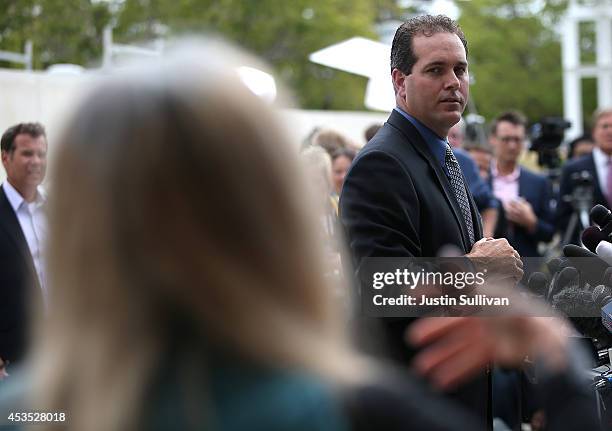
0;67;389;183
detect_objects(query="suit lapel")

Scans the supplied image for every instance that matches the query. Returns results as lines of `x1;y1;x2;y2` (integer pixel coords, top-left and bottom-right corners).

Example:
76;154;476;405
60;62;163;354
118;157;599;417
0;185;36;270
517;167;528;201
388;111;473;251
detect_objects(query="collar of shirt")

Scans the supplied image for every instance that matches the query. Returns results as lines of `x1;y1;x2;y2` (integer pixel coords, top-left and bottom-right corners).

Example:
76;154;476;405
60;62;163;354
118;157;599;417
593;146;612;170
394;107;448;169
592;146;612;194
491;160;520;183
3;181;46;213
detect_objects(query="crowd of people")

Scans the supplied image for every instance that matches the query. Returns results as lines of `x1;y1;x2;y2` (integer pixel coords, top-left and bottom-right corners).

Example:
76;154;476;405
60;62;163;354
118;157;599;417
0;13;610;431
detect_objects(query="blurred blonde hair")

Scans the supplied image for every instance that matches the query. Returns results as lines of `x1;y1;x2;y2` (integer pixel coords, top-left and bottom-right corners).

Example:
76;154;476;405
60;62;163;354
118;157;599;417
33;39;366;430
301;145;332;192
592;107;612;128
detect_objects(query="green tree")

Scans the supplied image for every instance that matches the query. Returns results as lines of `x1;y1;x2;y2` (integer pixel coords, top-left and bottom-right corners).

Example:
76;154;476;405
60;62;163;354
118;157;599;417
113;0;382;110
458;0;566;123
0;0;111;69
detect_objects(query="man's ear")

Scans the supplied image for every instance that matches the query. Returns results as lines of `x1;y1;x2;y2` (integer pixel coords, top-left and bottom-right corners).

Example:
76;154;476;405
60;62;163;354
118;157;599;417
391;68;407;99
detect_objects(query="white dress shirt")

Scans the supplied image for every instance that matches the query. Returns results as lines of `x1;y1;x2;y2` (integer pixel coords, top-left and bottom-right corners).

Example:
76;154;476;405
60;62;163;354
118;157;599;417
592;147;611;197
2;181;47;301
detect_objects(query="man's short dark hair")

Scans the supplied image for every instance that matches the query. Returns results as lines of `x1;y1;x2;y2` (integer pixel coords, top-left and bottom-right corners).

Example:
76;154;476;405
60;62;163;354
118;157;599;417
1;122;46;153
490;111;527;136
390;14;468;75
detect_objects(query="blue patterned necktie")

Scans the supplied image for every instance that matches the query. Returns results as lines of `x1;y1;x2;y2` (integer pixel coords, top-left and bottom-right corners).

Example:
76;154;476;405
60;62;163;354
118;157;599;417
444;145;475;246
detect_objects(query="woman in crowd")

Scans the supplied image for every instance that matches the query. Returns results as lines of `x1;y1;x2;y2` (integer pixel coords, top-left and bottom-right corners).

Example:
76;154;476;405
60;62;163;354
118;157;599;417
330;147;355;199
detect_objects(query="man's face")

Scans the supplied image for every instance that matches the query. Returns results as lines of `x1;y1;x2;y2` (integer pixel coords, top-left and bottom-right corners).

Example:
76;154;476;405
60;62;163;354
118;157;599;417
593;112;612;155
490;121;525;165
393;32;469;138
468;149;491;180
1;133;47;193
447;123;464;148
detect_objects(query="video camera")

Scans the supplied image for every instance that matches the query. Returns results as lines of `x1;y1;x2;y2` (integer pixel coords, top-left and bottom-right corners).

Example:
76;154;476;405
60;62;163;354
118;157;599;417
530;116;571;169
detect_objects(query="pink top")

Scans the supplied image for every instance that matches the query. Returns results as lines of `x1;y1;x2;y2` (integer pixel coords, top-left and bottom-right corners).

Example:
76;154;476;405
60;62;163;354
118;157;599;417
491;162;520;207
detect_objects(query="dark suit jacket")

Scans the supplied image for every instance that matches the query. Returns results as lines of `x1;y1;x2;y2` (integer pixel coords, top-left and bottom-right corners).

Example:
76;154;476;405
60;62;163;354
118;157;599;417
0;185;41;363
339;110;489;428
557;153;607;245
488;167;555;258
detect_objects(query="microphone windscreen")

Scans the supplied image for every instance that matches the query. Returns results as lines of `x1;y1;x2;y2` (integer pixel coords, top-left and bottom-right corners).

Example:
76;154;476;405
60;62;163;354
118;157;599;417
563;244;611;286
591;204;611;227
592;284;612;307
604;267;612;287
563;244;597;258
527;272;549;296
596;241;612;266
582;226;604;253
546;257;563;274
548;266;579;300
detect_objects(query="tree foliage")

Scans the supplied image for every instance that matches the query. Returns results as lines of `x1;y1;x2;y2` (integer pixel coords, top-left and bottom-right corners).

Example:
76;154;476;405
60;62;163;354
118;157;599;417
0;0;110;69
458;0;566;123
1;0;598;119
113;0;387;110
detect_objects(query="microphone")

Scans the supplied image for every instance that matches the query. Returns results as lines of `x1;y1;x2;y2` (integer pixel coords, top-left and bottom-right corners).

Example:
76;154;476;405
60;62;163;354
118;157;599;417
582;226;606;253
591;204;612;227
551;285;596;317
592;284;612;307
546;257;563;275
527;272;548;298
590;284;612;335
562;244;611;286
601;220;612;237
603;267;612;288
548;266;579;301
597;241;612;266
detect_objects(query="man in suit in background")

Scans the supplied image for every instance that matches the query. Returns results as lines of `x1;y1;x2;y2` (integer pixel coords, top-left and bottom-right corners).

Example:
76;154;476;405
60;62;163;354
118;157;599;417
487;111;555;429
339;15;522;429
488;111;555;263
557;108;612;245
0;122;47;368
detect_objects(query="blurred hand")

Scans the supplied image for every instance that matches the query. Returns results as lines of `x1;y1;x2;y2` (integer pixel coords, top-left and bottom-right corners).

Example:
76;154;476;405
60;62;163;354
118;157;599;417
467;237;523;283
505;198;537;232
406;316;571;390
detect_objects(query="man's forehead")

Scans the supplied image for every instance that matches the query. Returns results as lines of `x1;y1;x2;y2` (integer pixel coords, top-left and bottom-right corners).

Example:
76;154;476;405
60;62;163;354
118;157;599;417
595;112;612;127
497;122;526;134
15;133;47;148
413;32;465;51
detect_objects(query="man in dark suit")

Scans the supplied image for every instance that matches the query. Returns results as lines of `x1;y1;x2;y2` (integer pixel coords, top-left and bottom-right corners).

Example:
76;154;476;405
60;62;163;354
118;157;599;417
487;111;555;261
0;122;47;367
558;108;612;245
339;15;522;429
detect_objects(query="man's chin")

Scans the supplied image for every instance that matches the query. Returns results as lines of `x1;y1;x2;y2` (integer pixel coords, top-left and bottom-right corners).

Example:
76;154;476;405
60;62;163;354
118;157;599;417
442;112;463;127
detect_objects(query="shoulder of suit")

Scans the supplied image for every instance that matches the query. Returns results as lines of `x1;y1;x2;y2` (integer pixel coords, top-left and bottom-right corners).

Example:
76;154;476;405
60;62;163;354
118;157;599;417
359;123;418;159
519;165;548;183
561;153;594;173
